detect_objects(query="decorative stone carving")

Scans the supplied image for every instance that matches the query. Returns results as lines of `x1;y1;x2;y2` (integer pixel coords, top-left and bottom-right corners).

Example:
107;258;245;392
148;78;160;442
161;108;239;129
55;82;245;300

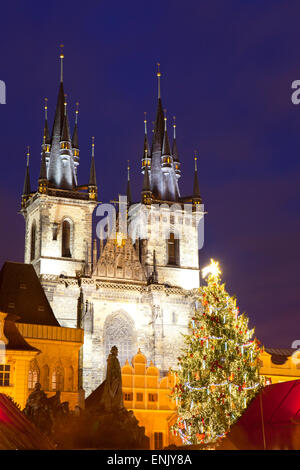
93;237;146;282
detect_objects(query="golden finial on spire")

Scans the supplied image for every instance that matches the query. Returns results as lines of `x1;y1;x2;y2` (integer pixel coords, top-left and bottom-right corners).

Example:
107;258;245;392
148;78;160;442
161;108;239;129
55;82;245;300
26;146;30;166
194;150;198;171
127;159;130;181
164;108;167;130
156;62;161;99
64;94;67;115
92;136;95;157
173;116;176;139
144;111;147;134
60;44;64;82
75;101;79;124
44;97;48;120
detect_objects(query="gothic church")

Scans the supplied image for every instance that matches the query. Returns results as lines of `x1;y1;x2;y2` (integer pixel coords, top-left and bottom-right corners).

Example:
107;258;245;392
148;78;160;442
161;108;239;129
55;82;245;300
20;52;204;396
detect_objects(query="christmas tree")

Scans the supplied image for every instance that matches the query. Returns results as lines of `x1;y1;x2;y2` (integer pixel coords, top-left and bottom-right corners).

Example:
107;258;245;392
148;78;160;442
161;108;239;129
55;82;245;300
171;259;264;446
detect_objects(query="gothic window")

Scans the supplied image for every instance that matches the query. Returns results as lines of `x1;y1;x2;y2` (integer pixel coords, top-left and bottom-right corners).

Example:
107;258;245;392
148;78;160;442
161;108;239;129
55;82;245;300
28;361;39;389
42;364;49;390
52;365;64;391
172;312;177;324
167;232;179;266
104;313;133;367
62;219;72;258
136;393;143;401
30;221;36;261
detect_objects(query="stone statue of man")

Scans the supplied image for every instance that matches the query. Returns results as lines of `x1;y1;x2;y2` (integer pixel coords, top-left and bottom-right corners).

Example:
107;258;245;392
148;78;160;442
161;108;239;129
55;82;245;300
100;345;124;412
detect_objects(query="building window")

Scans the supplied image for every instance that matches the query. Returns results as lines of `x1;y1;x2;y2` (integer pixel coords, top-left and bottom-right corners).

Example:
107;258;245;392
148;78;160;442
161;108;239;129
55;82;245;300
136;393;143;401
154;432;163;450
28;367;39;390
124;392;133;401
167;232;179;266
104;313;133;366
30;222;36;261
0;365;10;387
172;312;177;324
148;393;158;402
62;220;72;258
52;366;64;391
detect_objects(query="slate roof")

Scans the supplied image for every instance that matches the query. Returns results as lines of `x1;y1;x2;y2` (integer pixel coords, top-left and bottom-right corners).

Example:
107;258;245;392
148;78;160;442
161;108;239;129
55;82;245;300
0;262;60;326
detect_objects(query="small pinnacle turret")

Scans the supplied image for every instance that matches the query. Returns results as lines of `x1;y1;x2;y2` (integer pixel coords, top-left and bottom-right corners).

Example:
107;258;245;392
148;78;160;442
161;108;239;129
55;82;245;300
126;160;132;205
88;136;97;200
193;151;201;203
22;147;31;208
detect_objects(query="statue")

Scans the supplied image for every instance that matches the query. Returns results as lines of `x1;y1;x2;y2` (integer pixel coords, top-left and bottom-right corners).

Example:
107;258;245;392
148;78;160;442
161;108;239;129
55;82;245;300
23;383;70;436
100;345;124;412
23;383;52;434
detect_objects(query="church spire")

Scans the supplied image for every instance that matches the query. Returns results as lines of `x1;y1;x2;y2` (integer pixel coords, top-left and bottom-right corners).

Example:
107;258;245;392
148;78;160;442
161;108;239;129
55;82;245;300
60;44;64;83
61;95;71;143
22;147;31;207
172;116;181;179
43;98;50;147
72;101;79;151
150;63;165;198
193;151;201;201
88;136;97;200
162;110;171;157
126;160;132;205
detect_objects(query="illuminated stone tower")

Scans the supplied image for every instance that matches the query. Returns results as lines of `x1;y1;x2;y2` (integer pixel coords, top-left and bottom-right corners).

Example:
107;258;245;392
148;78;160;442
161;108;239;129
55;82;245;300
21;48;98;277
133;64;204;290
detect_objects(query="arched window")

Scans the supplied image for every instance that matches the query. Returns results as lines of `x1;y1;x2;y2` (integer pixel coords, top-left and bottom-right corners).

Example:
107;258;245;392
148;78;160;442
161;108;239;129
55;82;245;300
167;232;179;266
30;221;36;261
52;365;64;391
42;364;49;391
28;361;39;389
62;219;72;258
104;313;133;366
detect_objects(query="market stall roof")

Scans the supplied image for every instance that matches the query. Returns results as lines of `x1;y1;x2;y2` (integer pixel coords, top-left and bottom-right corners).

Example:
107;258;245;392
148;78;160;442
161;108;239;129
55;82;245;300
0;393;55;450
218;379;300;450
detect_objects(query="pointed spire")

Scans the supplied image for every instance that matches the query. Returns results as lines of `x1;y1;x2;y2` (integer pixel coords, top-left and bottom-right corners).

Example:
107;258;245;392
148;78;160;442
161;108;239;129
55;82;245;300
153;62;164;146
89;136;97;187
143;112;150;158
162;109;171;156
172;116;179;162
61;94;71;142
22;146;31;196
127;160;132;205
157;62;161;99
43;98;50;145
60;44;64;83
193;151;201;199
72;102;79;149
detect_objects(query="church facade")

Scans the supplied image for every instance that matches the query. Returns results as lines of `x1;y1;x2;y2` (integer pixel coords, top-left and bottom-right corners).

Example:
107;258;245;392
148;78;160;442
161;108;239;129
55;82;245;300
20;53;204;396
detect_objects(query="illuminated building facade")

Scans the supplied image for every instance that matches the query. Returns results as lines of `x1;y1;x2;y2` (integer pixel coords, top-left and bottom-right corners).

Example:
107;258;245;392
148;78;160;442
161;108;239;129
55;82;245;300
20;53;204;396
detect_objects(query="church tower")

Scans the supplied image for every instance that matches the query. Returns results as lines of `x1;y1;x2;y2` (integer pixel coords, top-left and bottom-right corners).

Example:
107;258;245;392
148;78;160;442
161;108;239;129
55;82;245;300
132;65;204;290
20;48;98;277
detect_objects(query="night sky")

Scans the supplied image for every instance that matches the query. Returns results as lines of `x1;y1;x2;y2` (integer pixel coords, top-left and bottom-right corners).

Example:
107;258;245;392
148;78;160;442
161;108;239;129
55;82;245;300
0;1;299;348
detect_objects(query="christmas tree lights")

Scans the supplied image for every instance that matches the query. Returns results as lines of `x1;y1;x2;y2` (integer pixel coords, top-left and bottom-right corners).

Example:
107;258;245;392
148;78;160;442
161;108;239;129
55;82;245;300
171;259;264;447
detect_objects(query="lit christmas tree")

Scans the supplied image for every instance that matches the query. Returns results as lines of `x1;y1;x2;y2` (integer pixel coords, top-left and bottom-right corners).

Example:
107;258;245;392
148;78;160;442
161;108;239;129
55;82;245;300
171;259;264;447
